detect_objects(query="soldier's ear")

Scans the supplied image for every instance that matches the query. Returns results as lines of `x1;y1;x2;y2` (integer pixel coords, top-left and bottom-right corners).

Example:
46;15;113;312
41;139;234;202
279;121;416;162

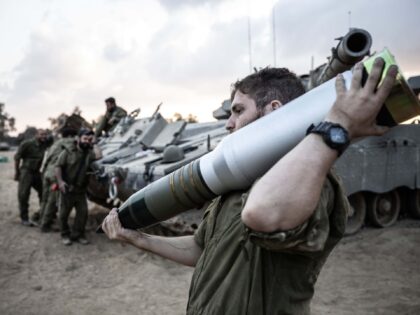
271;100;282;110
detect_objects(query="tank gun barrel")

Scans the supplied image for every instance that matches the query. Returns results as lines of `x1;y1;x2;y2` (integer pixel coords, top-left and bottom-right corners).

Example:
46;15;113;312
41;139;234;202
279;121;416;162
310;28;372;89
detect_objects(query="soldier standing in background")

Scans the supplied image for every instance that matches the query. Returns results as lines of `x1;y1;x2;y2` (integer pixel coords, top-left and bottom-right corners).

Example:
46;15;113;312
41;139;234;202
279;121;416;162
94;97;127;137
14;129;49;226
39;128;78;232
55;129;102;245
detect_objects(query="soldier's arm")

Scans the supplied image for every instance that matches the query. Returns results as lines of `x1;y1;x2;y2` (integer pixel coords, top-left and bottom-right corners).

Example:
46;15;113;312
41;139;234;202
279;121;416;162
95;115;107;137
102;209;202;267
43;143;58;167
14;160;20;181
55;166;68;193
13;142;26;180
55;151;68;193
115;107;127;119
242;59;398;233
93;144;102;160
91;136;102;160
109;108;127;125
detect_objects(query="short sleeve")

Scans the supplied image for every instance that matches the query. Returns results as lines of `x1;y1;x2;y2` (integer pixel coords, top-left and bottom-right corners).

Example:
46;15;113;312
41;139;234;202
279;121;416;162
115;107;127;119
194;219;207;249
14;141;28;161
247;177;335;253
44;142;60;165
193;198;220;249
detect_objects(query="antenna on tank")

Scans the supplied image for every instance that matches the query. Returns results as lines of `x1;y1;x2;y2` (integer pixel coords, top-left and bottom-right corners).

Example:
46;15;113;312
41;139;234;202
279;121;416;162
247;14;253;73
348;11;352;29
311;56;314;72
272;3;277;67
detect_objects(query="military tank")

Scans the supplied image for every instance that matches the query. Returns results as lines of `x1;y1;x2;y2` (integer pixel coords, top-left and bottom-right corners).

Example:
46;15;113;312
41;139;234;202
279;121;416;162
89;28;420;235
88;104;228;234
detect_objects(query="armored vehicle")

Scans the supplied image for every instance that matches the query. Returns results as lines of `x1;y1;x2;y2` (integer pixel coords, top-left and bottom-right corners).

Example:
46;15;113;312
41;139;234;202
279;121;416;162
88;105;228;234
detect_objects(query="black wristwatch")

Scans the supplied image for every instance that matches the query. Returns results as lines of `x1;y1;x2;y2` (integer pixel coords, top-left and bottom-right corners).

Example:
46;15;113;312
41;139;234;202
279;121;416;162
306;121;350;155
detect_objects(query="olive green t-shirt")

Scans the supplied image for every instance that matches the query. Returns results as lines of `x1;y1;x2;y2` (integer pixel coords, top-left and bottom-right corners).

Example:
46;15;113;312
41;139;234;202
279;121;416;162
187;172;349;315
14;138;47;172
43;138;75;181
56;146;96;193
96;106;127;136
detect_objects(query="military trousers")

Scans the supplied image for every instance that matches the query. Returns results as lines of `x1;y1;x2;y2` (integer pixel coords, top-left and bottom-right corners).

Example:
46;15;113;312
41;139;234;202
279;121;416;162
40;178;50;221
59;192;88;239
18;169;43;221
40;179;59;228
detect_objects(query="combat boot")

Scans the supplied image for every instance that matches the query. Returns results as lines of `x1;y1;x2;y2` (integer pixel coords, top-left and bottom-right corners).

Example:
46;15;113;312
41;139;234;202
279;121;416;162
31;211;41;222
21;220;34;227
62;237;72;246
76;237;89;245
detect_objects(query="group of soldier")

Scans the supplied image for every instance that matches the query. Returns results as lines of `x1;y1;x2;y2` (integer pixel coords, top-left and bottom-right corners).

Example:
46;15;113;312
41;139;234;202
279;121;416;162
13;97;127;245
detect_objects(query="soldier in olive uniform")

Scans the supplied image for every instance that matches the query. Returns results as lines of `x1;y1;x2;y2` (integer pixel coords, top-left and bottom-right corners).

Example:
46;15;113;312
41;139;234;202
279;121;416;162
103;60;398;314
39;128;78;232
14;129;49;226
95;97;127;137
55;129;102;245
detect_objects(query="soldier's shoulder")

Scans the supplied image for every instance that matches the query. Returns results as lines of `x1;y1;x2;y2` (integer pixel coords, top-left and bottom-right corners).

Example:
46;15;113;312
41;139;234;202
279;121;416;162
58;146;73;158
19;138;34;147
50;138;71;153
49;139;62;150
61;138;76;150
116;106;127;114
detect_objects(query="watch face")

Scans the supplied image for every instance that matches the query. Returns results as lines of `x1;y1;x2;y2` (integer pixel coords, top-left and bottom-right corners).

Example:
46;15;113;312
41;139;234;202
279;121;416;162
330;127;348;144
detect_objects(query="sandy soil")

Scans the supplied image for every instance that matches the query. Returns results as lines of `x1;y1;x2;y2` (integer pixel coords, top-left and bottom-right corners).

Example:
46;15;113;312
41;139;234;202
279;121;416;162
1;149;419;315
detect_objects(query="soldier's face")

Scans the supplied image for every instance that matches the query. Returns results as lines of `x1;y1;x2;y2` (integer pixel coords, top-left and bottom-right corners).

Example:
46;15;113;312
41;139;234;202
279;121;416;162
78;135;91;150
226;91;282;133
36;130;48;143
226;91;267;133
106;102;115;112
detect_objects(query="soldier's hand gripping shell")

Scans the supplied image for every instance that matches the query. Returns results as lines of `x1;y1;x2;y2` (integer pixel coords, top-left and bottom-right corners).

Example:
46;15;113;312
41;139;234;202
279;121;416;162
325;57;398;139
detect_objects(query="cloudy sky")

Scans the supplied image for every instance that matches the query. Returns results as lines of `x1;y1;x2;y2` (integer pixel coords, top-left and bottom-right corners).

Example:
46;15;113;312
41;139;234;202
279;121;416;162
1;0;419;133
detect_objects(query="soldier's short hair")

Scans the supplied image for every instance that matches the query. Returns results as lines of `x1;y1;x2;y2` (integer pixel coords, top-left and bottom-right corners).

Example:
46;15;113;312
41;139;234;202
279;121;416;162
61;128;78;138
105;97;116;105
78;128;94;137
230;67;305;110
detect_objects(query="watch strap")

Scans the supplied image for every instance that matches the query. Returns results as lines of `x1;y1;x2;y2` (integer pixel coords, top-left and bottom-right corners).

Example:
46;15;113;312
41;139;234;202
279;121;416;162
306;121;350;155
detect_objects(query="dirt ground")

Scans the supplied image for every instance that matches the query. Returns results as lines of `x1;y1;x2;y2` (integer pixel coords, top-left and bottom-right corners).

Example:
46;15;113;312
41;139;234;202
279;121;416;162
1;149;419;315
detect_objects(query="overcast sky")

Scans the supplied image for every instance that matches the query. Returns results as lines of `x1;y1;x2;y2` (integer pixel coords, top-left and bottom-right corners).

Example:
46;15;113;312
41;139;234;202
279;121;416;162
1;0;419;133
